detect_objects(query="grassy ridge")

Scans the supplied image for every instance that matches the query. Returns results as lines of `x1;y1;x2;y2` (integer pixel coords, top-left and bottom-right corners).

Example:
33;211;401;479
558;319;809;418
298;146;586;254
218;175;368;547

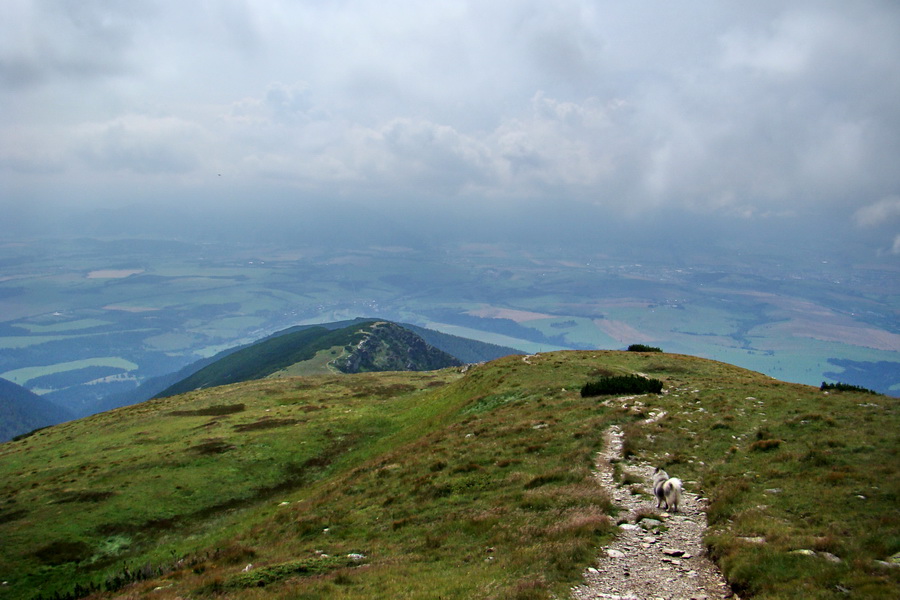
617;354;900;599
154;324;373;397
0;351;897;599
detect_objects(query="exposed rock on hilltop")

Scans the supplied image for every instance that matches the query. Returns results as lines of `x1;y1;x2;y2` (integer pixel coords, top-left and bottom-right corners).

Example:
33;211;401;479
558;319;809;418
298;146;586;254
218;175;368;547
155;319;466;398
333;321;463;373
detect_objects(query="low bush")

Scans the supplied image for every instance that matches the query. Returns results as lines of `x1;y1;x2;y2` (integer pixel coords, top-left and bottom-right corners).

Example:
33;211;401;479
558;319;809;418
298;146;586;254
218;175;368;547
221;555;357;589
170;403;246;417
820;381;878;394
749;439;782;452
580;374;663;397
627;344;662;352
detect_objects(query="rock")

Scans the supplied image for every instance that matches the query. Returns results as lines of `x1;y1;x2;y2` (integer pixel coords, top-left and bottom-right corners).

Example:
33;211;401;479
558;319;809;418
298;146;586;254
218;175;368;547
242;563;253;572
791;549;816;557
607;549;626;559
819;552;841;563
737;536;766;545
662;547;685;557
764;488;782;494
619;523;640;531
347;553;366;561
640;518;663;530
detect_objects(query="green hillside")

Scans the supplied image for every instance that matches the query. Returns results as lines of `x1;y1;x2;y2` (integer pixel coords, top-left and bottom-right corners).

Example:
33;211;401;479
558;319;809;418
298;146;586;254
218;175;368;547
155;320;462;398
0;351;897;599
0;378;73;442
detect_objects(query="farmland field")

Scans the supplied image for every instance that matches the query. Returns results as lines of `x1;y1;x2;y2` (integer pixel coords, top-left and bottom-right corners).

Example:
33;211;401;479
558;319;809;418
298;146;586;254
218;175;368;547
0;235;897;416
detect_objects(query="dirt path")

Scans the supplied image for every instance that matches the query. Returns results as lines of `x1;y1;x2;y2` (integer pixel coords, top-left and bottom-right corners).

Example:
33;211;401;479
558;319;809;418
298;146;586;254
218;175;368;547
570;425;735;600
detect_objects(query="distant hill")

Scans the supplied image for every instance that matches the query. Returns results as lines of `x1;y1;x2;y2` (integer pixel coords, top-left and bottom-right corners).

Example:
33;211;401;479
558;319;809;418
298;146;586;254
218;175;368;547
90;319;518;413
0;378;73;442
154;320;464;398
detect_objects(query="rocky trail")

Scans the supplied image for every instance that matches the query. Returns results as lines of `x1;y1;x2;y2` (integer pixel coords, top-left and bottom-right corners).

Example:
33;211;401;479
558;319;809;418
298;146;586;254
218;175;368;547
570;424;735;600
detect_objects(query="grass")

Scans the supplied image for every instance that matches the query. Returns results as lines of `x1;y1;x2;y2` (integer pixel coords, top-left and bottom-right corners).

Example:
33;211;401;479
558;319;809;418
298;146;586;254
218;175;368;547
627;354;900;599
0;350;897;599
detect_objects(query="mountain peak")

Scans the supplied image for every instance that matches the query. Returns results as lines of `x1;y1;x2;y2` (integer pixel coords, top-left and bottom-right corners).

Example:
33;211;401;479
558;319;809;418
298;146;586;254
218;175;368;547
332;321;463;373
156;320;464;398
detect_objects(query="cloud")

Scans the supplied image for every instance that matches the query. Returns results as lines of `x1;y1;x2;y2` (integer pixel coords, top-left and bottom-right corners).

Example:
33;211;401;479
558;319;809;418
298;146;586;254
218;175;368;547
0;0;149;89
1;0;898;244
854;196;900;228
76;115;207;175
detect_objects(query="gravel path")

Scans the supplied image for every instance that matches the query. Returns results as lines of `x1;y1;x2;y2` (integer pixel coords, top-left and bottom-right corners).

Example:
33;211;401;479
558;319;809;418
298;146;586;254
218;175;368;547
570;425;736;600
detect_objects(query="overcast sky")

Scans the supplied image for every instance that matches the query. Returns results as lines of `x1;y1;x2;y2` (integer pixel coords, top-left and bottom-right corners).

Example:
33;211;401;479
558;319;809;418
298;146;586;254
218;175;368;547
2;1;899;254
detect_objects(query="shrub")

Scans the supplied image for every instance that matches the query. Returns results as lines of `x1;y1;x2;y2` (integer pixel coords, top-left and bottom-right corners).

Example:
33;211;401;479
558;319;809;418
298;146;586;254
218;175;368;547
749;439;782;452
33;540;93;565
820;382;877;394
170;403;246;417
580;375;663;397
222;556;357;589
627;344;662;353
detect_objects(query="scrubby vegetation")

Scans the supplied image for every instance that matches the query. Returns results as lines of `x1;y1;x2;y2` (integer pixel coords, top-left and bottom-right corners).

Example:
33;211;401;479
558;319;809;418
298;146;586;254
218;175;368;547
580;374;664;397
820;381;878;394
627;344;662;353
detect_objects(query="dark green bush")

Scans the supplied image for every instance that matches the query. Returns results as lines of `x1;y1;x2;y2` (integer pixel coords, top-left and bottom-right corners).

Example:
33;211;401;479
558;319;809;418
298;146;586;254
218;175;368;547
627;344;662;352
580;375;663;397
820;382;877;394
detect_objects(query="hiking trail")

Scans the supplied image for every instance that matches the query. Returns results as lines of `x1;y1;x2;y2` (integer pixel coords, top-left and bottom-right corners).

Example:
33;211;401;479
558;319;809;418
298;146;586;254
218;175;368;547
570;423;736;600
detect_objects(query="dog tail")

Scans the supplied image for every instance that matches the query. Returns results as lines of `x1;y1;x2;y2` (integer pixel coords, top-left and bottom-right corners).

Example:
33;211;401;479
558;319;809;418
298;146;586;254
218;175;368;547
664;478;682;512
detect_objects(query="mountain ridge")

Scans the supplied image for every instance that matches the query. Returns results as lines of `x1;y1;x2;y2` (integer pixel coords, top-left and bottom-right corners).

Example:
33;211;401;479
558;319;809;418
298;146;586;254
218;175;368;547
87;319;519;415
154;320;464;398
0;378;73;442
0;350;895;599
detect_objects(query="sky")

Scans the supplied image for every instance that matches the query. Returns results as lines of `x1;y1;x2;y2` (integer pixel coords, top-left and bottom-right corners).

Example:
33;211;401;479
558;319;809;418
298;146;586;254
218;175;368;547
2;1;900;255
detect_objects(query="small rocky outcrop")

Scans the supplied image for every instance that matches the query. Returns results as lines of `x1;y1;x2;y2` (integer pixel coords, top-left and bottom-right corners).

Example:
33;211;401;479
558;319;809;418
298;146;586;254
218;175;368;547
332;322;463;373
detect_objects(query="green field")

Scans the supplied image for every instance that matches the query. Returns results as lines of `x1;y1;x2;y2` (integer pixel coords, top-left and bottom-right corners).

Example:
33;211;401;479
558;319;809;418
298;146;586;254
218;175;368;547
1;358;139;386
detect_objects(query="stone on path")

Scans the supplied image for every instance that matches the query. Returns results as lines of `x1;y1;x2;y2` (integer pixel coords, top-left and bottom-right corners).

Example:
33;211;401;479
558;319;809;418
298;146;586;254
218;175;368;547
571;425;734;600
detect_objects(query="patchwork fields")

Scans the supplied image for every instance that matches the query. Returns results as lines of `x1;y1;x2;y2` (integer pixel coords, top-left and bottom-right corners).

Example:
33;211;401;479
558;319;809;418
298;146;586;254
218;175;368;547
0;236;897;416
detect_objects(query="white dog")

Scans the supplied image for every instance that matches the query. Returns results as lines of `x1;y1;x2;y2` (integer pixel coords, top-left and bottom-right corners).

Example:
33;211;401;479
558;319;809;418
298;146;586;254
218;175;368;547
652;467;682;512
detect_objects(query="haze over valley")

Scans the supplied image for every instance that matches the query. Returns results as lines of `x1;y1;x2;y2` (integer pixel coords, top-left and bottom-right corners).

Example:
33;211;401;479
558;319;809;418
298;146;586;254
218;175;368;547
2;1;899;415
1;206;897;423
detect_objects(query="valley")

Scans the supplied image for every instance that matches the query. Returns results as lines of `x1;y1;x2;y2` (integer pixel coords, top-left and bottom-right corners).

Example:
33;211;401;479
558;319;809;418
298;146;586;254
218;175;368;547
0;236;897;420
